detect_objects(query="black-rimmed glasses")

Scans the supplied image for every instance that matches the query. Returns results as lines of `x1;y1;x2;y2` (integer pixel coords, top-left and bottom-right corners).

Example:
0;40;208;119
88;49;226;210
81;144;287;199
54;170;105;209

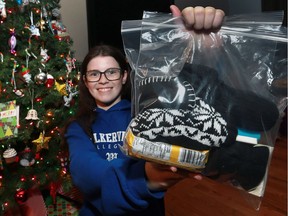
85;68;122;82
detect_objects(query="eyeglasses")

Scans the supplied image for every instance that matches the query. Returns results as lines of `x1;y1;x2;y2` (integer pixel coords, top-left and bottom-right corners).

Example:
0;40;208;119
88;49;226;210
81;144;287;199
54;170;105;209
85;68;122;82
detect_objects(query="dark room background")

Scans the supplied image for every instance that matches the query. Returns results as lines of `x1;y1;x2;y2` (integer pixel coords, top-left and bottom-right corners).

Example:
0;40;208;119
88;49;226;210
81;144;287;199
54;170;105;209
86;0;174;52
86;0;286;52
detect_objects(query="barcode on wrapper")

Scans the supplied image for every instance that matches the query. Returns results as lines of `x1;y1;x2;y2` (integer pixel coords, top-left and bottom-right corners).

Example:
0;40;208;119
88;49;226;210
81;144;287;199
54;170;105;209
178;148;207;167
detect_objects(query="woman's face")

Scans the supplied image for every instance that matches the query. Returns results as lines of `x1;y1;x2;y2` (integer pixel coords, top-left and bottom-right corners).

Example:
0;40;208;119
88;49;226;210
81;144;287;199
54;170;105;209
84;56;127;110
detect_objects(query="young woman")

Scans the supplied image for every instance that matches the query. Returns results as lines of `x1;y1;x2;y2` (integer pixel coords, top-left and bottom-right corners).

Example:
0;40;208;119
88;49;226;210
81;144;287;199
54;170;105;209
64;6;225;216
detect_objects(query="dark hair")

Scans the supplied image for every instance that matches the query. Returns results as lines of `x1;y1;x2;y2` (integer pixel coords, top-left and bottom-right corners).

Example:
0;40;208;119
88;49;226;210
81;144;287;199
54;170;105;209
64;45;131;141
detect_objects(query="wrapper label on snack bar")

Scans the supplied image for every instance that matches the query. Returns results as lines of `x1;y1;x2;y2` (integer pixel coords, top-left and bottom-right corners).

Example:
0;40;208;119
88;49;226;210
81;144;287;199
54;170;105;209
125;128;209;171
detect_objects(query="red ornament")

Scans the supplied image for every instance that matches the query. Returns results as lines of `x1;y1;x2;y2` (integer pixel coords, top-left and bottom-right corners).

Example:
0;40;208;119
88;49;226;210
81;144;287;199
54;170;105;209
45;74;55;88
15;188;28;204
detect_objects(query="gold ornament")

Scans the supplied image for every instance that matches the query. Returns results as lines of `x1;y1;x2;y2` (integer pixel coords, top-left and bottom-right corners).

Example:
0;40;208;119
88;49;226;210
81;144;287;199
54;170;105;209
32;132;51;152
55;81;67;95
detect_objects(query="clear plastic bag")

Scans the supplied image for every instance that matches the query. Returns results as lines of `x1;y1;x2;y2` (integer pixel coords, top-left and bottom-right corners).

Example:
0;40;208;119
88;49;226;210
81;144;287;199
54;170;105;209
121;11;287;209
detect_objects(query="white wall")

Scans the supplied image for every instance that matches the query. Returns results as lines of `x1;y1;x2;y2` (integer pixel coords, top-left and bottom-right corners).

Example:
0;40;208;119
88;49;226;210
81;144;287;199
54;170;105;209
60;0;88;61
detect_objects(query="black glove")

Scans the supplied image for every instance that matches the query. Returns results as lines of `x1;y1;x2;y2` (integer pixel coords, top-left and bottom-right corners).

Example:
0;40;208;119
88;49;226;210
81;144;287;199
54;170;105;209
203;141;270;191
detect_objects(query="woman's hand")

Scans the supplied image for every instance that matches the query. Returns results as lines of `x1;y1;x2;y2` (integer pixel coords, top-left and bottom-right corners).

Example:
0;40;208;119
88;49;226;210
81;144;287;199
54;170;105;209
170;5;225;49
145;162;202;191
170;5;225;31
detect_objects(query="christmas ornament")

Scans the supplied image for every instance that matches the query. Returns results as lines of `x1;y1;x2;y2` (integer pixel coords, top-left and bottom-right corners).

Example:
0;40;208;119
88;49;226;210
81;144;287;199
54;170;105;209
63;84;78;107
22;0;29;6
49;20;69;39
40;47;50;65
8;29;17;55
51;8;60;18
0;0;6;19
14;89;25;97
19;147;35;166
25;89;39;120
34;69;47;85
32;132;51;152
21;65;32;83
45;73;54;88
28;12;40;37
55;81;67;95
65;54;76;73
25;109;39;120
36;10;45;31
2;147;17;164
15;188;28;204
63;91;78;107
11;60;25;97
63;79;78;106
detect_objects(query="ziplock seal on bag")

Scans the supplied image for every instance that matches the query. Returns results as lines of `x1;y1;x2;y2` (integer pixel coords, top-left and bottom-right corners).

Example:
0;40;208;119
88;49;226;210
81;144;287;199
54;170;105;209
121;11;287;210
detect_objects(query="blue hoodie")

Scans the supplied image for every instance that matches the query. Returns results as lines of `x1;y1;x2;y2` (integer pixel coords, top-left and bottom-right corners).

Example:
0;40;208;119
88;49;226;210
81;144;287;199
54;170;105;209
65;100;165;216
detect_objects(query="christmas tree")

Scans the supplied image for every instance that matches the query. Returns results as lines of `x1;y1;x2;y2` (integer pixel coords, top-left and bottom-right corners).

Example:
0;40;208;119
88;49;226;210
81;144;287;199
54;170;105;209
0;0;79;213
